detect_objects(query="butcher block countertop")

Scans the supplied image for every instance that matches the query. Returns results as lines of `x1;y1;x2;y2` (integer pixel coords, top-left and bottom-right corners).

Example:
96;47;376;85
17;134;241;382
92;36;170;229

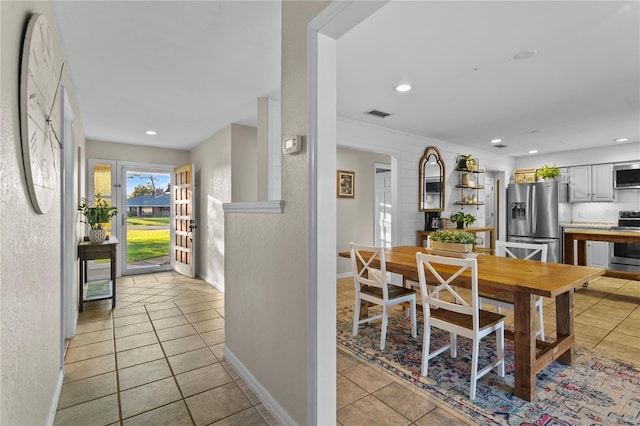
561;222;616;230
563;229;640;280
563;228;640;242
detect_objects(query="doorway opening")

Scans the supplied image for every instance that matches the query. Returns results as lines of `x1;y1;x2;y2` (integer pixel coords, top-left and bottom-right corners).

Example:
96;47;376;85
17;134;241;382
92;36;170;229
122;168;172;274
374;163;392;248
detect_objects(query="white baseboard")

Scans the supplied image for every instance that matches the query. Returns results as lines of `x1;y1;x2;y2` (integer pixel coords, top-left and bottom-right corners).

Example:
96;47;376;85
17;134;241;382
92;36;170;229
223;347;295;425
198;273;225;293
47;368;64;426
336;272;351;279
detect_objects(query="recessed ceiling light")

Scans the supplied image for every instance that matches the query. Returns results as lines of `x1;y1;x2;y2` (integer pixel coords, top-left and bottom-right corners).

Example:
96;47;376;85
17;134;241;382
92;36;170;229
513;50;537;61
395;83;412;93
145;130;157;135
490;138;502;144
614;138;629;142
529;150;538;154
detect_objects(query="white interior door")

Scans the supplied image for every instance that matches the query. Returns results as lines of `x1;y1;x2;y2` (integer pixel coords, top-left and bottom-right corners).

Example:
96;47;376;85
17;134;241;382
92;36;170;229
374;164;391;247
173;163;196;277
485;176;495;229
61;88;77;343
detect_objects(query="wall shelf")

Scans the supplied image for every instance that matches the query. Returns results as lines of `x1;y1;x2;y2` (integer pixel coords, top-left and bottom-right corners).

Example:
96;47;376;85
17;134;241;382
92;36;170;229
455;201;485;206
455;165;484;207
455;184;484;190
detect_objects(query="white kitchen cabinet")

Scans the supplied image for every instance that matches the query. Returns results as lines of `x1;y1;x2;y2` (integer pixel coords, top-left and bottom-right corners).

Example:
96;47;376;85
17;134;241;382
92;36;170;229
564;227;612;268
586;241;611;269
569;164;614;202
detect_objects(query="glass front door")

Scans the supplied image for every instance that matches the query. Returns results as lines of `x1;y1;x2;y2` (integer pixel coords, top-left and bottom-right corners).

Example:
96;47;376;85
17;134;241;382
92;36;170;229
121;166;172;275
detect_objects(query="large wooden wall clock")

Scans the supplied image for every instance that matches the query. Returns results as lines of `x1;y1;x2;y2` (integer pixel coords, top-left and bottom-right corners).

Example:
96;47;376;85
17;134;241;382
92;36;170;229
20;14;64;214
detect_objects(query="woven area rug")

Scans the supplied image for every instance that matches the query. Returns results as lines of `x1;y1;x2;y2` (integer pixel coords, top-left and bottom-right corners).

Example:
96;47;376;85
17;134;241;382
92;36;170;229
337;306;640;425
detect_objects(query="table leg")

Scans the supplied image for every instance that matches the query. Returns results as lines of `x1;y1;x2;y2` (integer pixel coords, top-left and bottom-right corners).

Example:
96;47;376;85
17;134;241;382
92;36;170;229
576;241;587;266
563;235;574;264
513;292;536;401
79;259;84;313
489;229;494;254
111;246;117;308
556;290;575;365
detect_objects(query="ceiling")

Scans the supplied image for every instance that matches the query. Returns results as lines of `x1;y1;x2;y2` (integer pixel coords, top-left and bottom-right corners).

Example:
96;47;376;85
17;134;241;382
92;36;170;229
52;1;639;157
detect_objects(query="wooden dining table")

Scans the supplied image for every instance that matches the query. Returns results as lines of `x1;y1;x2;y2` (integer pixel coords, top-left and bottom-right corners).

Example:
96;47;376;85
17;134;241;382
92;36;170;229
338;246;604;401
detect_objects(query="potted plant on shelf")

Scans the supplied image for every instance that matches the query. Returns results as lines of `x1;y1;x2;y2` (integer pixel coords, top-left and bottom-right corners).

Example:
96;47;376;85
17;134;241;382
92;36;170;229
455;154;478;171
428;229;476;253
78;194;118;244
536;164;560;181
450;211;476;229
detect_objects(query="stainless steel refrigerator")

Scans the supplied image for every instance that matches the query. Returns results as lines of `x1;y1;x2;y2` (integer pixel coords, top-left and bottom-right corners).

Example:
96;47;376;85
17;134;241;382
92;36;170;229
507;181;570;263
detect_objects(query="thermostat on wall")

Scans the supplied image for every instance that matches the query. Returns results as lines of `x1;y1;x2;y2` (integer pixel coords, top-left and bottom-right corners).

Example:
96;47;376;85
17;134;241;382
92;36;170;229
282;135;303;155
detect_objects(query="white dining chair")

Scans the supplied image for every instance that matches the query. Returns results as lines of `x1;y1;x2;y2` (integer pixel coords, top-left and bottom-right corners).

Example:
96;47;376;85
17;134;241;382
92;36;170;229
479;240;548;340
350;242;417;350
415;252;505;400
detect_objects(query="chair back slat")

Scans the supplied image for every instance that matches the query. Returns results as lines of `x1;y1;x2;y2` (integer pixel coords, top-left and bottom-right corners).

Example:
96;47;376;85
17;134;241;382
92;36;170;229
496;240;548;262
416;253;479;323
350;243;387;293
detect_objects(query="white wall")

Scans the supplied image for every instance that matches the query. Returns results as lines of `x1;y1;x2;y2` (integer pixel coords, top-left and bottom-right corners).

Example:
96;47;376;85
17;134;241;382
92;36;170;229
190;125;232;290
515;143;640;222
230;124;258;202
267;99;282;201
1;2;86;424
336;148;391;274
337;118;515;247
224;2;330;424
514;142;640;170
86;139;190;165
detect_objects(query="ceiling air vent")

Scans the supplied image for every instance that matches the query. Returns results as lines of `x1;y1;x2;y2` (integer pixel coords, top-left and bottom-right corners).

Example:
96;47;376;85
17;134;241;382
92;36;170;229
492;144;507;148
366;109;391;118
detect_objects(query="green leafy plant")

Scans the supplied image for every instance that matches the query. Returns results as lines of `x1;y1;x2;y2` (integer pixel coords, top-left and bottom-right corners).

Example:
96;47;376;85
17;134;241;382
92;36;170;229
536;164;560;180
450;212;476;226
429;230;476;244
78;194;118;230
455;154;479;171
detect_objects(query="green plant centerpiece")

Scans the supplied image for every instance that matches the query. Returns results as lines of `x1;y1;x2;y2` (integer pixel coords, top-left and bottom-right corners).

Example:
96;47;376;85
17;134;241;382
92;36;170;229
536;164;560;181
450;211;476;229
78;194;118;244
428;229;476;254
429;230;476;244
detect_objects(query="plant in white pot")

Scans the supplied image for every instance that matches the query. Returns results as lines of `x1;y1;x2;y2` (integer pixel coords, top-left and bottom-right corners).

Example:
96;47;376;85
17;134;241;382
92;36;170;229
429;230;477;254
78;194;118;244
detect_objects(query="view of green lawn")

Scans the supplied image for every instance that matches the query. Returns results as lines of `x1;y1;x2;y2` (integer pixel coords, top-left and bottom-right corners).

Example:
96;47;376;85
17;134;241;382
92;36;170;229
126;229;170;262
127;217;171;227
127;215;170;263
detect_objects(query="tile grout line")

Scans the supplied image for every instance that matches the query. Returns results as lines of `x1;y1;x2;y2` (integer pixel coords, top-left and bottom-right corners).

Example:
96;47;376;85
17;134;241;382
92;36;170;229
144;298;198;426
112;309;124;426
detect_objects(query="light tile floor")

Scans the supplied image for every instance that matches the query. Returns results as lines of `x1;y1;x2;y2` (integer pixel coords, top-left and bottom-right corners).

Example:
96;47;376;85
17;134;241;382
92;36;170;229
55;271;277;426
57;272;639;425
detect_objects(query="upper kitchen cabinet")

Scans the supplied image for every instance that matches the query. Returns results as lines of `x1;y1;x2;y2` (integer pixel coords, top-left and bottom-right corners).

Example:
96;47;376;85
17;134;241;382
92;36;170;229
569;164;614;202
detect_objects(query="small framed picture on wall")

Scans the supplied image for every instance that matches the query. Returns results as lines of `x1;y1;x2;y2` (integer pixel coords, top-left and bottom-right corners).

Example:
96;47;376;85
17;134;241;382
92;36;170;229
337;170;355;198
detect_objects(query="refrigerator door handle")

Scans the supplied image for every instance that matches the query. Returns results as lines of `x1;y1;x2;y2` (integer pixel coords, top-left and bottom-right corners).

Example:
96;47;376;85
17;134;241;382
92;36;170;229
531;184;537;234
526;185;532;234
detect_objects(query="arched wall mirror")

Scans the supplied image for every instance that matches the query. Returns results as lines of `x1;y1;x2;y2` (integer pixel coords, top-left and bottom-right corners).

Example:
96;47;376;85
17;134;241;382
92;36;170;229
419;146;445;212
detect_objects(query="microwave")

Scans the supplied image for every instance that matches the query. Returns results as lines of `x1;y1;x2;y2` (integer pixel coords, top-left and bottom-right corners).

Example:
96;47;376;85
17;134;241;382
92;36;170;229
614;163;640;189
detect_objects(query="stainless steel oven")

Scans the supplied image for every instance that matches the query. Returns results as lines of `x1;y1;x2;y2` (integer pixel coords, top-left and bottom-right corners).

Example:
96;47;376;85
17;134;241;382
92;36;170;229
610;210;640;273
